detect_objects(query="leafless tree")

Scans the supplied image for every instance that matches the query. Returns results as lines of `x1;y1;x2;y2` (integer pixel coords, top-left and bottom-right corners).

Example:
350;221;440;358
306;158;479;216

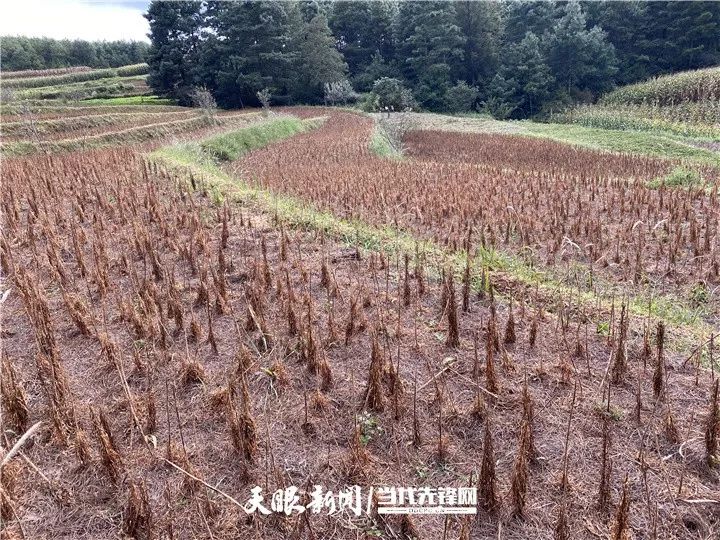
191;86;218;124
256;88;271;116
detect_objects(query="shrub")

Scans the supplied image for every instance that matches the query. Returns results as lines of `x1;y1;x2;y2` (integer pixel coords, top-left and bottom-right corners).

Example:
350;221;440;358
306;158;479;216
481;96;515;120
444;81;479;113
191;86;217;123
323;80;358;106
256;88;271;114
368;77;416;112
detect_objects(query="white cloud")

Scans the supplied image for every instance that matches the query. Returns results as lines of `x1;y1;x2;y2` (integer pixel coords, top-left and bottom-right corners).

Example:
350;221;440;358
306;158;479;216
1;0;150;42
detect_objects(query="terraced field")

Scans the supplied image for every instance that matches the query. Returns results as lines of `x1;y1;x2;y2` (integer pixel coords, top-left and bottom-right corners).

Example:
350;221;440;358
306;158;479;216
1;67;719;540
3;64;151;102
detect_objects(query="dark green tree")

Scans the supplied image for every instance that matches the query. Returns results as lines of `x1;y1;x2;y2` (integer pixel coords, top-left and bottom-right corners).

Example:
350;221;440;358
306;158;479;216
1;36;149;70
444;81;480;112
68;41;98;67
396;1;465;109
643;1;720;75
291;14;348;103
502;0;561;44
504;32;555;116
543;0;617;96
585;1;651;84
211;1;296;107
1;38;43;70
485;73;518;119
329;0;395;89
145;1;205;103
454;0;502;92
352;52;398;93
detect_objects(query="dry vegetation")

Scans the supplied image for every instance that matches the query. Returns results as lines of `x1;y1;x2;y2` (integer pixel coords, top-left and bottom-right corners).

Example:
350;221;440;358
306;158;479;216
1;120;719;540
0;104;188;123
1;62;719;540
0;110;198;141
236;110;720;292
1;109;264;156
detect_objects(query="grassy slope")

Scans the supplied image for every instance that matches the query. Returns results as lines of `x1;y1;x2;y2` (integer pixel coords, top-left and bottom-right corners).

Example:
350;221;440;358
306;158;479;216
152;113;714;352
520;122;719;165
535;67;720;162
405;112;718;166
201;116;314;160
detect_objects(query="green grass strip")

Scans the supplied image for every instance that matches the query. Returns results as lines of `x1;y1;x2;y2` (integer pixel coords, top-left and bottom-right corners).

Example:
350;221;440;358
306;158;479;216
369;124;404;160
200;116;313;161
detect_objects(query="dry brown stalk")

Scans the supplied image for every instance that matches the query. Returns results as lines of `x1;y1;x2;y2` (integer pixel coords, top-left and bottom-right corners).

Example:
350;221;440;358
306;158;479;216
227;374;257;462
611;303;629;384
445;272;460;348
399;514;419;539
529;306;540;348
485;321;499;395
554;500;570;539
611;474;631;540
90;406;123;482
462;255;471;313
598;415;613;511
363;333;386;412
412;378;422;448
478;415;498;513
123;480;152;540
179;358;206;386
510;419;531;518
654;322;666;401
0;355;29;433
62;291;94;336
706;378;720;467
74;425;93;467
504;299;516;344
521;379;537;461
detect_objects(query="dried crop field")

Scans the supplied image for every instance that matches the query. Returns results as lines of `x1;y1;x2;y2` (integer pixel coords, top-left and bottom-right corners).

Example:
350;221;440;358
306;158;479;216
2;142;720;540
235;110;720;294
0;108;264;156
0;110;199;141
0;104;188;123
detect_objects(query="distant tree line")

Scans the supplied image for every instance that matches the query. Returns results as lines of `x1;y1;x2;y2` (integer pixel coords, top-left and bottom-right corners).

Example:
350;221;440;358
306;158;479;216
1;36;149;71
141;0;719;117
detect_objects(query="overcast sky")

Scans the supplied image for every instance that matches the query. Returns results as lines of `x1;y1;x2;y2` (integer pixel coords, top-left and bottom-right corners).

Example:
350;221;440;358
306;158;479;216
2;1;150;42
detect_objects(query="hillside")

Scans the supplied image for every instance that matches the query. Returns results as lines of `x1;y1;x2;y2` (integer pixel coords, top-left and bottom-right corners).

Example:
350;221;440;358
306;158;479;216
2;63;151;102
600;67;720;106
547;67;720;152
2;43;720;540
